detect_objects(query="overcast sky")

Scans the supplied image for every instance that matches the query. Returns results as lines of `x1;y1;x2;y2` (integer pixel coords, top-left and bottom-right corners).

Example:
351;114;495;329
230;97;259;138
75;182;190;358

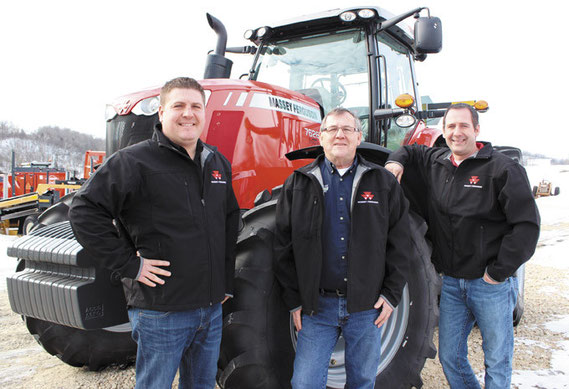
2;0;567;158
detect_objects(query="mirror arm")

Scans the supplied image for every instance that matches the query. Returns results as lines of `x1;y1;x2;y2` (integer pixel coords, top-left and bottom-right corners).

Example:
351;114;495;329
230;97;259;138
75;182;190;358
416;110;445;120
374;108;406;120
377;7;426;32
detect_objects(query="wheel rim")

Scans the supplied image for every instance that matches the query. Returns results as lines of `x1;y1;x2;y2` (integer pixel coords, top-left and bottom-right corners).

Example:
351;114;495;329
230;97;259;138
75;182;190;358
289;284;410;388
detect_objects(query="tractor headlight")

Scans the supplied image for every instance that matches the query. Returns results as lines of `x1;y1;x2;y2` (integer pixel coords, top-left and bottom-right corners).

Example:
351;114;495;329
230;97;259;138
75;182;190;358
358;9;375;19
132;96;160;116
244;29;255;40
395;113;417;128
340;11;357;22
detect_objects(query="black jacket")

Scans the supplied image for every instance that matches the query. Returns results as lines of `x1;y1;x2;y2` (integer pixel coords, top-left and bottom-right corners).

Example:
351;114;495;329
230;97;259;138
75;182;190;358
273;154;411;314
388;143;540;281
69;127;239;311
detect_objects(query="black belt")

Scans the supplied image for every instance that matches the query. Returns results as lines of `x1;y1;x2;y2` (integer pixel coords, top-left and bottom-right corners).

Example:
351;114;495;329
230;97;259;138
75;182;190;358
319;288;346;297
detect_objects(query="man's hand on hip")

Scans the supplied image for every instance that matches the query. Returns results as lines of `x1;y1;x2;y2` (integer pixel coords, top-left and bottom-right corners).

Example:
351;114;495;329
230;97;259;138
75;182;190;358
373;297;393;328
136;257;171;287
384;162;404;183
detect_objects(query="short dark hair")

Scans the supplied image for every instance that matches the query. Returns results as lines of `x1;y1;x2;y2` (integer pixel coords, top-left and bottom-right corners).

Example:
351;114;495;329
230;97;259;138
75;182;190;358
321;107;362;132
442;103;479;128
160;77;205;105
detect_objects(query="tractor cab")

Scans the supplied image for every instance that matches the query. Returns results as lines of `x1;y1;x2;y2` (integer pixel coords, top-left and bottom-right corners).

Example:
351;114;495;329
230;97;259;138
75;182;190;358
231;6;442;150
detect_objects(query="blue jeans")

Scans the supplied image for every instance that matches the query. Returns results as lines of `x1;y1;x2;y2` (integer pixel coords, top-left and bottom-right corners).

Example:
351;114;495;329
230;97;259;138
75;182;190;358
128;304;222;389
292;295;382;389
438;276;518;389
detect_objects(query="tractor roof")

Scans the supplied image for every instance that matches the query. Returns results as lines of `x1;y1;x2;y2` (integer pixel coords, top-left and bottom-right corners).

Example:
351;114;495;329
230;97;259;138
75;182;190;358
249;6;414;48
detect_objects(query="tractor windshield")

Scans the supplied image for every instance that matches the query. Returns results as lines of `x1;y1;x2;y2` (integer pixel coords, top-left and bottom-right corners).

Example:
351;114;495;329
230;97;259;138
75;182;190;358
253;29;371;137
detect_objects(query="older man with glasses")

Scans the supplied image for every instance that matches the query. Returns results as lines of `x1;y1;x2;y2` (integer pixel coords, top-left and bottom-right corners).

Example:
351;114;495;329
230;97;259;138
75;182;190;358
274;107;412;389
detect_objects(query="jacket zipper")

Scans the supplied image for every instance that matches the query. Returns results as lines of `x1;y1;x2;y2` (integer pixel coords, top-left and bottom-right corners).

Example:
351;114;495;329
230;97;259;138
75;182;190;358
346;165;369;301
479;225;485;264
201;153;214;306
443;170;455;272
184;181;192;213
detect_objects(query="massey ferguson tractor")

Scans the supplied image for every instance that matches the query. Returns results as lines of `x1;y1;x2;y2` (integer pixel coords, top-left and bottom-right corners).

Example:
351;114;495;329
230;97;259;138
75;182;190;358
6;6;516;388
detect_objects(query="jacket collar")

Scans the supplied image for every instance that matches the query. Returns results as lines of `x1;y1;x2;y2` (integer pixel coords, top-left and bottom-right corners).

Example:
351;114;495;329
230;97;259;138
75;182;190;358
153;123;216;168
297;152;378;175
436;141;494;165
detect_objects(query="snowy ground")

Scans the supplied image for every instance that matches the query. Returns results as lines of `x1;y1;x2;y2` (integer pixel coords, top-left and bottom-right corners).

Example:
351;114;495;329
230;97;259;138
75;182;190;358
511;164;569;388
0;164;568;388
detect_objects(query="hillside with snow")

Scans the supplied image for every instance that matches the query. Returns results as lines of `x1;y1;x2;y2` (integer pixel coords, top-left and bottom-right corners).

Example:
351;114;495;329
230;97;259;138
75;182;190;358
0;122;104;177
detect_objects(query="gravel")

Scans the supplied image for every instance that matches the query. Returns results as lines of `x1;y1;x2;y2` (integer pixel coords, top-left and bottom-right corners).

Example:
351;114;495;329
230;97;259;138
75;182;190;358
2;255;567;389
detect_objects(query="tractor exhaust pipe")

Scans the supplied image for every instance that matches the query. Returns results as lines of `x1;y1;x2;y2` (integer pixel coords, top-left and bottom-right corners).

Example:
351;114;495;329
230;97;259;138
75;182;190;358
204;13;233;79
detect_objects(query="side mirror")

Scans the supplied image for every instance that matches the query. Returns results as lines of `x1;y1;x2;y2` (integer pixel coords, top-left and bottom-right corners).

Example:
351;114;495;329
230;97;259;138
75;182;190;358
414;17;442;54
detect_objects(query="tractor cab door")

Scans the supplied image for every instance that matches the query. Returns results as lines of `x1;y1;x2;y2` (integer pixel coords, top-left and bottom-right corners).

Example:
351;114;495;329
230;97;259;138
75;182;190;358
375;32;418;151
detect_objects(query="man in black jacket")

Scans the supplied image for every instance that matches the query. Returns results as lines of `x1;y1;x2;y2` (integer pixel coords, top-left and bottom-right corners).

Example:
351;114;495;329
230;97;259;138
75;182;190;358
274;107;411;389
385;103;540;389
69;77;239;389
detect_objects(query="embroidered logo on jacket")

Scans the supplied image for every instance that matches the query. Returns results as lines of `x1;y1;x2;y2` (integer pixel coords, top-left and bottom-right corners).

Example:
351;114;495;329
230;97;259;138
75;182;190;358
357;191;379;204
211;170;226;184
464;175;482;189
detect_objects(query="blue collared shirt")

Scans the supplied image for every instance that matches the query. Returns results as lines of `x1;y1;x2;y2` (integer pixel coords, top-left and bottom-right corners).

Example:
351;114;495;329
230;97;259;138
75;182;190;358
319;156;358;292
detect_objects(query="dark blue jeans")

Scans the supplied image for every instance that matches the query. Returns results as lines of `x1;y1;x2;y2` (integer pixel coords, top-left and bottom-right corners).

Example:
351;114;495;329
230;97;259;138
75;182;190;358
128;304;222;389
292;295;382;389
438;276;518;389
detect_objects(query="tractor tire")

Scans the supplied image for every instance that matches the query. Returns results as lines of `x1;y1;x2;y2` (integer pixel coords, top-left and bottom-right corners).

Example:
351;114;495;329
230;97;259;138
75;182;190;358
217;196;439;389
16;192;137;371
512;264;526;327
22;214;38;235
25;317;136;371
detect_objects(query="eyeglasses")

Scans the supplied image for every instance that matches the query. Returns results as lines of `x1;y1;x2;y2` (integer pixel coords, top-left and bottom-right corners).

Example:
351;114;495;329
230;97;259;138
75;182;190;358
320;126;359;135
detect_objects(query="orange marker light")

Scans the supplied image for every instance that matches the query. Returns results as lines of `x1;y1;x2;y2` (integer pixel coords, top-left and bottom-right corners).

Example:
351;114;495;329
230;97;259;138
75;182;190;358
395;94;415;108
474;100;489;112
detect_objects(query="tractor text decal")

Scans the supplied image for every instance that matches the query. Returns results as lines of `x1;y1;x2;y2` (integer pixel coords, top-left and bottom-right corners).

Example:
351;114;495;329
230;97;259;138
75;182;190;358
304;128;320;139
249;93;321;123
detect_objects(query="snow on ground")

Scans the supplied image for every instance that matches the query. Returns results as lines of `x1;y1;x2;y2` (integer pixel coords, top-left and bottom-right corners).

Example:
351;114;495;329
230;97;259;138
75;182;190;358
511;164;569;388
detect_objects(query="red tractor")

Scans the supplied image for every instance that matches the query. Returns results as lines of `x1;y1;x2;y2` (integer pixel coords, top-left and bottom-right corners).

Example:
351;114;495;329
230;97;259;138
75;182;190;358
6;6;498;388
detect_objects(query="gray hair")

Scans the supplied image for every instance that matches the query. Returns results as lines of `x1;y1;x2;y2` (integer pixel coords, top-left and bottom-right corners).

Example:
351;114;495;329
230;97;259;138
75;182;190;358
321;107;362;132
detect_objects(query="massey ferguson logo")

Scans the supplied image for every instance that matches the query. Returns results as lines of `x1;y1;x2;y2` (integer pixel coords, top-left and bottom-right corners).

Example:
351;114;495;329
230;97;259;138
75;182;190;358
357;191;379;204
211;170;226;184
464;175;482;189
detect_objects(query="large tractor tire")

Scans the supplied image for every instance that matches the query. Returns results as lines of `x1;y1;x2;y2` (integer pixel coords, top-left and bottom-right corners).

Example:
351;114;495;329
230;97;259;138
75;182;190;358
218;194;439;388
512;264;526;327
14;192;137;371
25;318;135;371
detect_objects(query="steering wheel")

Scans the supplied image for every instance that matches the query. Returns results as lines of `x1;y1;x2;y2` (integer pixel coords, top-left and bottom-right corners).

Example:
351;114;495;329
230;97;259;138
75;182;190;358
310;78;347;106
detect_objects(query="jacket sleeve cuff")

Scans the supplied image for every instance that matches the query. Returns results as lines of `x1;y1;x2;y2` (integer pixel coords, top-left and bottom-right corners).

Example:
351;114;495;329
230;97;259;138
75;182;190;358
119;255;142;280
385;160;404;168
290;305;302;313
